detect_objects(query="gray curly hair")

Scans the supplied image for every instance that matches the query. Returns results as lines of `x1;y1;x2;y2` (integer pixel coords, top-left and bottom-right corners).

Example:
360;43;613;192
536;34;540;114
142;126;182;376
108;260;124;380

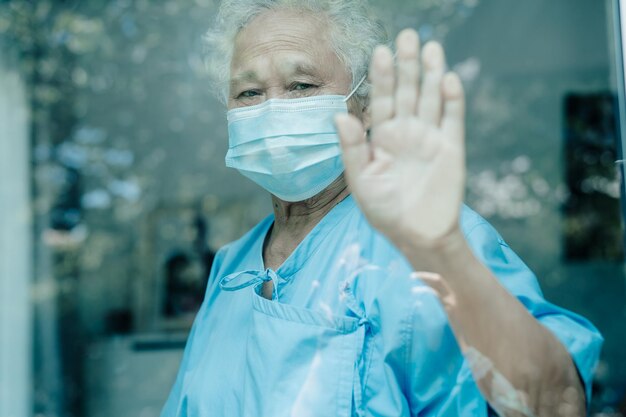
204;0;388;106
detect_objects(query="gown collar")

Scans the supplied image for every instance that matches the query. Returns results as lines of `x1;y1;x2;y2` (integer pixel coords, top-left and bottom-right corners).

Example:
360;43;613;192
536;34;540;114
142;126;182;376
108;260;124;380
219;194;355;297
259;193;355;279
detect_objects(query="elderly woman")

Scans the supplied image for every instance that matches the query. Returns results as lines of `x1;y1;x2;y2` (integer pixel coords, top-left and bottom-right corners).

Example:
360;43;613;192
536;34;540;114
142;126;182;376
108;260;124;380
161;1;602;416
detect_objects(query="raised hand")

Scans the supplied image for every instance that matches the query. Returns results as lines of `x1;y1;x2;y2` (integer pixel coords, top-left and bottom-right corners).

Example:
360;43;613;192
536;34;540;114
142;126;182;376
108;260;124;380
335;29;466;250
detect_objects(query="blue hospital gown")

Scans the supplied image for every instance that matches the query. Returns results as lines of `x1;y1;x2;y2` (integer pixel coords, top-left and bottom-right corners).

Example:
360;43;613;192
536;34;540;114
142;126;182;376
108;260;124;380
161;195;603;417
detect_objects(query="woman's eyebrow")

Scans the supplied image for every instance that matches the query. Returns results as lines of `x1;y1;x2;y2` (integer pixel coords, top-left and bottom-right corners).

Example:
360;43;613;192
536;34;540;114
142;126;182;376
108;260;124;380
289;62;321;78
230;70;259;89
230;62;321;91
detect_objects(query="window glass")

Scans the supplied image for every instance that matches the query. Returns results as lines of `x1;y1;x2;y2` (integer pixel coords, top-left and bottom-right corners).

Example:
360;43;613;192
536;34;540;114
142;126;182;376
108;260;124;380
0;0;624;415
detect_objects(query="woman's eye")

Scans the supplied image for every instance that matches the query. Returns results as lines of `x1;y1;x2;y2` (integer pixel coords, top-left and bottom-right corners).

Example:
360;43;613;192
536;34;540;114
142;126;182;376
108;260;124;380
291;83;316;91
237;90;260;99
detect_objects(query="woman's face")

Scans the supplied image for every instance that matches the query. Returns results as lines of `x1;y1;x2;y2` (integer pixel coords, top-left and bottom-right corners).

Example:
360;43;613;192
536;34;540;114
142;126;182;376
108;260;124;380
228;9;358;113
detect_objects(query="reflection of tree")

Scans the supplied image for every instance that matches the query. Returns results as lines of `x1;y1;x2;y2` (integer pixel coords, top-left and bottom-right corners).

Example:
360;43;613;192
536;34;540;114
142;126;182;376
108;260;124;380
3;3;85;416
1;2;223;416
372;0;481;41
468;155;546;219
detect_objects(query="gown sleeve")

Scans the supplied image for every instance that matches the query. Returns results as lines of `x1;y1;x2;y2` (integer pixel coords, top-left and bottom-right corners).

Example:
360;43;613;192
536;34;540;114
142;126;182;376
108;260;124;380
405;208;603;416
466;217;603;413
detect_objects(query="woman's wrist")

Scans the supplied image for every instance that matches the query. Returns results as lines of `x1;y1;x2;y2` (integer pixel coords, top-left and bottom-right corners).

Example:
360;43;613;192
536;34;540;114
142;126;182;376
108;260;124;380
391;223;471;274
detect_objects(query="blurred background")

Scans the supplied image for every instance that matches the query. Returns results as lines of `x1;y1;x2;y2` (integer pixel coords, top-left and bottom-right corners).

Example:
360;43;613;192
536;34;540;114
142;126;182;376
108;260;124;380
0;0;625;416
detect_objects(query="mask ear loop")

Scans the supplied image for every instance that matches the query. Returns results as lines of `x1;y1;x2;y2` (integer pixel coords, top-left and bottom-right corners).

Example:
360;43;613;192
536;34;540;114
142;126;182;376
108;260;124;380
343;75;371;142
344;73;368;102
344;51;399;102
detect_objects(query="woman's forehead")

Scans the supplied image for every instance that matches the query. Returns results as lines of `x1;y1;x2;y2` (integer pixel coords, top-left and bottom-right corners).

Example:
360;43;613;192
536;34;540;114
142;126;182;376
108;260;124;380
230;9;341;76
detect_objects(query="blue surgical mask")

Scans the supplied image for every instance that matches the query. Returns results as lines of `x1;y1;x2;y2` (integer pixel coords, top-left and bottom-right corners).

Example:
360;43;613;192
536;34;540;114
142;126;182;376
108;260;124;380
225;95;348;201
225;76;366;202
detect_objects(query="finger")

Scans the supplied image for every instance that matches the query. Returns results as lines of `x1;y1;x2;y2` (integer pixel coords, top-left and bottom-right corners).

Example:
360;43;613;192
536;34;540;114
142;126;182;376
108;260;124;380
394;29;420;117
417;42;446;125
335;113;369;178
441;72;465;146
370;45;395;126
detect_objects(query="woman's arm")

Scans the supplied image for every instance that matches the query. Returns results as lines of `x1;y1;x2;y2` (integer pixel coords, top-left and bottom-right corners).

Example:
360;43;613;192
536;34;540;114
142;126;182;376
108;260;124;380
401;226;585;417
335;28;585;416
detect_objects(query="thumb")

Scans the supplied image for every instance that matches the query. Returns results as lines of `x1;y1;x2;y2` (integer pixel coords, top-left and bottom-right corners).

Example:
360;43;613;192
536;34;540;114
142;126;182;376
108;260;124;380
335;113;369;179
